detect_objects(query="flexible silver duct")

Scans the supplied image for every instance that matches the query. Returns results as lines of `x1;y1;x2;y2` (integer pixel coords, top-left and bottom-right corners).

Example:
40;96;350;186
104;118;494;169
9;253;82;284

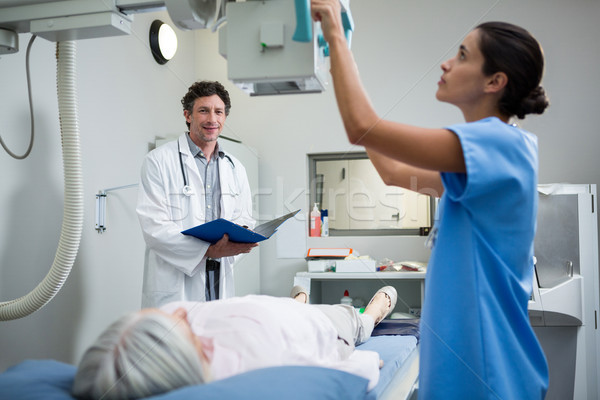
0;41;83;320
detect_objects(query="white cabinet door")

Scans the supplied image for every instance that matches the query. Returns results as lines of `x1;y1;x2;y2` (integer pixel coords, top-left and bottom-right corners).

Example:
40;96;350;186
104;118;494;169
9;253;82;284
317;158;430;230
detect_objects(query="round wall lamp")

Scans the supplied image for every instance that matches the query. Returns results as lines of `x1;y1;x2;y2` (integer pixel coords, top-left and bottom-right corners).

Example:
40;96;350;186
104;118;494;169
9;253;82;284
149;20;178;65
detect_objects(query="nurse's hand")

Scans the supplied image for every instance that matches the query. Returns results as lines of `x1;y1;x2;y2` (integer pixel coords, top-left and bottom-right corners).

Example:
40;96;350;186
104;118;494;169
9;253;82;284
205;234;258;259
311;0;343;44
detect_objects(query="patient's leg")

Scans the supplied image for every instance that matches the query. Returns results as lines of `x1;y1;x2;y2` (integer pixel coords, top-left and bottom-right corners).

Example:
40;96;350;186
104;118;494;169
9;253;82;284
316;286;396;349
314;304;365;359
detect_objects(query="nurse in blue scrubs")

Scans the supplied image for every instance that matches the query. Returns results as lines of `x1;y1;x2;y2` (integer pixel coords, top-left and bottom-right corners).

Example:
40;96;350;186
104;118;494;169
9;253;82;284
311;1;549;398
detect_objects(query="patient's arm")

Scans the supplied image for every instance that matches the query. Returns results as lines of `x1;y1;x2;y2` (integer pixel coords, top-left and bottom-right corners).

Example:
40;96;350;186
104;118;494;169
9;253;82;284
366;148;443;198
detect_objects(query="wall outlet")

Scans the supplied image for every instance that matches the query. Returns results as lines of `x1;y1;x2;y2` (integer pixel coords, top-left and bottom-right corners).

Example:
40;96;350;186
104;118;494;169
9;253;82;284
409;307;421;317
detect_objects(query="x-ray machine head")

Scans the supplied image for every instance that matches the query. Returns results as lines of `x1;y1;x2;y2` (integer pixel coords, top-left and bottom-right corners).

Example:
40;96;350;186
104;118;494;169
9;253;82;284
0;0;354;95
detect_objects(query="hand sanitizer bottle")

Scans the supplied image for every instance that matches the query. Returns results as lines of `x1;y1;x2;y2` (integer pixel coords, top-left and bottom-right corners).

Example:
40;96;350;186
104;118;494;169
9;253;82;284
310;203;321;237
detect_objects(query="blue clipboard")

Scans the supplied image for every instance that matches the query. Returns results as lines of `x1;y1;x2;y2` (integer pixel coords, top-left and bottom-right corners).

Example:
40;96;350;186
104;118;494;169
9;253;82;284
182;210;300;244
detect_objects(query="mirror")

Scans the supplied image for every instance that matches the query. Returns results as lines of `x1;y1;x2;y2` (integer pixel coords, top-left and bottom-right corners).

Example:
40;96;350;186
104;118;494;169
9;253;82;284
308;152;434;236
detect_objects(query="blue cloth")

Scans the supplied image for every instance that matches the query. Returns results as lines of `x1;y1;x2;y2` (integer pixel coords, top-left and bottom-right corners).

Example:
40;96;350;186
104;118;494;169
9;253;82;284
419;117;548;399
372;319;420;342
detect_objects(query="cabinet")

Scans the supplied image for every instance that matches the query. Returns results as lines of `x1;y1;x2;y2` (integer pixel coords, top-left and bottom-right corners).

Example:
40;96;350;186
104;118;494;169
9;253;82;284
528;184;599;400
294;271;426;315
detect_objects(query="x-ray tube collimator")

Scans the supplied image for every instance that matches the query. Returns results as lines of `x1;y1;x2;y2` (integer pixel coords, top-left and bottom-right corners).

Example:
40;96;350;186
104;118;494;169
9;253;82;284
219;0;328;96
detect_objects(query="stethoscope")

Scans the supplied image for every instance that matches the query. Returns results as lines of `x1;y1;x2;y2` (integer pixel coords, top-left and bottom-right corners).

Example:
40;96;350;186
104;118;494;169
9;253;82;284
178;141;236;197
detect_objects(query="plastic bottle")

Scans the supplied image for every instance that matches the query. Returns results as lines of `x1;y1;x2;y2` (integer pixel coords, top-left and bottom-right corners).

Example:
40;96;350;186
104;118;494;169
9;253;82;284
321;209;329;237
310;203;321;237
340;290;353;306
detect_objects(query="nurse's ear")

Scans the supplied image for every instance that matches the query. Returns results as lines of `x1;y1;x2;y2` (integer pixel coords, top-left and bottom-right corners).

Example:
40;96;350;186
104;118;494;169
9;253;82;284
484;71;508;94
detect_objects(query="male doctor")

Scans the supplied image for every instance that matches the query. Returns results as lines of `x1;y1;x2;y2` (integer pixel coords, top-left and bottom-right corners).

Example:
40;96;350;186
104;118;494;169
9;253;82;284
136;81;256;308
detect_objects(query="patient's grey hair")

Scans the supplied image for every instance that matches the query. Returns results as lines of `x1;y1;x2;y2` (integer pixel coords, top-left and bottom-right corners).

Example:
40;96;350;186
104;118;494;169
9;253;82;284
72;311;206;399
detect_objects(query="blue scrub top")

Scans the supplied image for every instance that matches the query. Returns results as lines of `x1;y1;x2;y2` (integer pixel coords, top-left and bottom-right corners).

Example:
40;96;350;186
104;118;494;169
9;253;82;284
419;117;549;399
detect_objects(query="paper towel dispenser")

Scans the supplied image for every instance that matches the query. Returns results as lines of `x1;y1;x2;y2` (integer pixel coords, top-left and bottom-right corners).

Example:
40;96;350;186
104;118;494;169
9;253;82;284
219;0;329;96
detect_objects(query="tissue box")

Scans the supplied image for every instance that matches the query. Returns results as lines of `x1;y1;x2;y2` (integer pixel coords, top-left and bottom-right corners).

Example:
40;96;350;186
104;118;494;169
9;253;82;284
335;259;376;273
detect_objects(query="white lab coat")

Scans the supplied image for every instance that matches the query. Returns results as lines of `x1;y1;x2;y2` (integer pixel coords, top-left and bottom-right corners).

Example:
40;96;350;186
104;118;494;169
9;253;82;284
136;134;255;308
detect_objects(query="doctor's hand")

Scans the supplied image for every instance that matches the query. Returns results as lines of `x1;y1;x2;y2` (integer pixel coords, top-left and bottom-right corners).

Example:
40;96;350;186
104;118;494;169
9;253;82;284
205;234;258;259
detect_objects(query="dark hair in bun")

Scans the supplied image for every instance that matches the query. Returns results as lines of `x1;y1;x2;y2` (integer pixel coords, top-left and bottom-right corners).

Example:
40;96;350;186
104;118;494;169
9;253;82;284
476;21;549;119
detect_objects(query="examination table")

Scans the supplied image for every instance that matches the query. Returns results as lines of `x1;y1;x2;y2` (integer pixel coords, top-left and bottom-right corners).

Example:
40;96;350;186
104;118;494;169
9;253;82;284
0;320;419;400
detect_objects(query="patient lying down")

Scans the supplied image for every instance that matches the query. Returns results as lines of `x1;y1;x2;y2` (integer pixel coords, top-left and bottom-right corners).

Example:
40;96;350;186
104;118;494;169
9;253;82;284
71;286;397;400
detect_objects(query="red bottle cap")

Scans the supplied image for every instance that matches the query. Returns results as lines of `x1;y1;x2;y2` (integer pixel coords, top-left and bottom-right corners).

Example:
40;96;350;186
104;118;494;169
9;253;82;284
344;290;349;296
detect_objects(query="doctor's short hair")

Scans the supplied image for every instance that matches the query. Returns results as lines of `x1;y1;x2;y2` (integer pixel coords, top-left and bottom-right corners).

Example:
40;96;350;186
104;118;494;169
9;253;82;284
71;311;206;400
181;80;232;118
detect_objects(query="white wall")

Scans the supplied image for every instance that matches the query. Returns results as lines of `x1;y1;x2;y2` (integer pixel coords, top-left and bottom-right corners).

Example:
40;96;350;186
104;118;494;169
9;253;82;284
1;0;599;377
